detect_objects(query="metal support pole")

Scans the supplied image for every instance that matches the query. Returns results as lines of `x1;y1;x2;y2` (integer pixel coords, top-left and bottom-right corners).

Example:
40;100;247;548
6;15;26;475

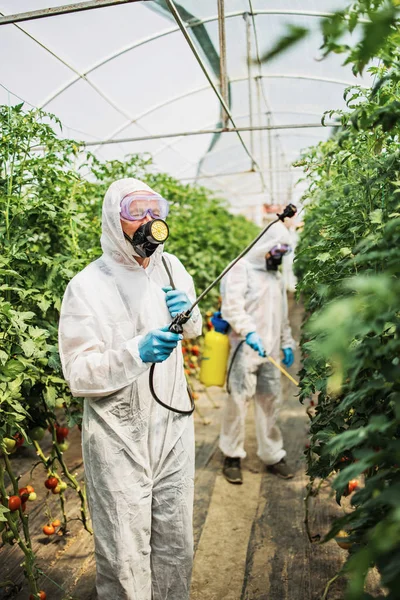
256;76;265;175
0;0;147;26
217;0;229;128
266;113;274;204
244;12;255;170
164;0;265;191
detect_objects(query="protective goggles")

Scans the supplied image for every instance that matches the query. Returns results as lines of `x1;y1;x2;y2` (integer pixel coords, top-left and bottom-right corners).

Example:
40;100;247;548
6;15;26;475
269;243;291;258
120;193;169;222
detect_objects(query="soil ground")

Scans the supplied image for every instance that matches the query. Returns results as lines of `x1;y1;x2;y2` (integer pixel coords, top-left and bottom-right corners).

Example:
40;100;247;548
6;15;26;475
0;298;384;600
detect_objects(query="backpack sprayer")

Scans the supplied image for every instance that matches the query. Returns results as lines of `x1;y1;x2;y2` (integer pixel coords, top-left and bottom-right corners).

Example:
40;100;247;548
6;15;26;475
149;203;298;415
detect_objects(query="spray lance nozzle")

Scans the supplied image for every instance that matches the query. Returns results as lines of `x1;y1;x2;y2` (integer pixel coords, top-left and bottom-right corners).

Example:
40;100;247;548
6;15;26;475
277;203;297;221
168;310;192;334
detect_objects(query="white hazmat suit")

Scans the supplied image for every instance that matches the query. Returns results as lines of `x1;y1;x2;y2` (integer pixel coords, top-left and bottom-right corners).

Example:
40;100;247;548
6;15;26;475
58;178;202;600
220;221;295;465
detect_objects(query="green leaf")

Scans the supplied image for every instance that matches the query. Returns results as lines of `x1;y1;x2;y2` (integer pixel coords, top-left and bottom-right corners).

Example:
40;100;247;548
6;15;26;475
316;252;331;263
1;359;25;379
370;209;383;224
44;385;57;408
0;504;10;522
21;339;37;357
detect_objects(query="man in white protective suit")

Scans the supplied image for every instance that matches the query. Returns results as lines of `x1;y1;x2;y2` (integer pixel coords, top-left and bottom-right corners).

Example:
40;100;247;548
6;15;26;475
218;220;296;484
58;178;202;600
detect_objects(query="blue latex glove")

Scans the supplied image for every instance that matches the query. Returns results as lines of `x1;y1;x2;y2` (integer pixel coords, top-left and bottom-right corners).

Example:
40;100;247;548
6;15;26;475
210;311;230;334
245;332;265;357
138;326;182;363
282;347;294;367
162;286;192;318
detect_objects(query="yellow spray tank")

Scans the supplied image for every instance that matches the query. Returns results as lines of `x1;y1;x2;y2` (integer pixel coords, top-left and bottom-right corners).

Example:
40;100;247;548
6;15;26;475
200;313;230;387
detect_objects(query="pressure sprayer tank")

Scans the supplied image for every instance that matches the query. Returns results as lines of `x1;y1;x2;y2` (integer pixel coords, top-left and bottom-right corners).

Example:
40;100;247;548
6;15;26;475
200;315;230;387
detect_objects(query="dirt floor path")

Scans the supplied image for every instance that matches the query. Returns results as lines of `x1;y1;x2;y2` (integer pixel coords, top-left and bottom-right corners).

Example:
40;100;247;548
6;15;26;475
1;299;383;600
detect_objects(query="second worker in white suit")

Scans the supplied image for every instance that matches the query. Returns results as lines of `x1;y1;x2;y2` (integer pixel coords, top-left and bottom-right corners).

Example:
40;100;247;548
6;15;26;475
219;220;296;484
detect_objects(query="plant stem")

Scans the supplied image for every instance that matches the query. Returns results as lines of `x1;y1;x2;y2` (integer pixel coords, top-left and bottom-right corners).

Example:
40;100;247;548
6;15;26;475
49;425;92;535
320;573;340;600
3;452;34;549
0;460;39;596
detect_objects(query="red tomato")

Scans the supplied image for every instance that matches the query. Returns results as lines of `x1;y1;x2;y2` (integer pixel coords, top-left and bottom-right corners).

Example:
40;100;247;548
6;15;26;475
56;426;69;443
13;433;24;448
51;519;61;528
44;477;58;490
8;495;21;512
348;479;359;493
43;525;55;536
29;592;46;600
19;487;30;502
191;345;200;356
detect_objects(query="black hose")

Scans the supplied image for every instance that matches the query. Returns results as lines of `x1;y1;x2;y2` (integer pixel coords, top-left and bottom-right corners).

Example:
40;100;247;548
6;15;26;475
149;363;195;415
149;255;195;416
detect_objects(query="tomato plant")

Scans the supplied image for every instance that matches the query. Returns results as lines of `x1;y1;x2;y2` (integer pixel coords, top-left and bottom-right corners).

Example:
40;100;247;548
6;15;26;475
294;5;400;596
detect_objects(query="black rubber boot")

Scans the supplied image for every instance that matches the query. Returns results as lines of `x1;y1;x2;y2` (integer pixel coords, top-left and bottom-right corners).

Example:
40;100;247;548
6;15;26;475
222;456;243;484
266;458;294;479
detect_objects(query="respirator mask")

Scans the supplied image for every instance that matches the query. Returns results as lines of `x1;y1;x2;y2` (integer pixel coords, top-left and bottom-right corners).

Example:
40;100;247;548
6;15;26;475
265;243;291;271
120;193;170;258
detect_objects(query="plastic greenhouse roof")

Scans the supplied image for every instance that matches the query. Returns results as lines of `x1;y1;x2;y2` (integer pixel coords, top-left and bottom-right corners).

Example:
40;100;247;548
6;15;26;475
0;0;374;223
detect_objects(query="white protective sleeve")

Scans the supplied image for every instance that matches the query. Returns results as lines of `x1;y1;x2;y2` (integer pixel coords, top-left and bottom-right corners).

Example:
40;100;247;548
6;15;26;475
59;285;149;398
280;279;296;350
220;260;257;338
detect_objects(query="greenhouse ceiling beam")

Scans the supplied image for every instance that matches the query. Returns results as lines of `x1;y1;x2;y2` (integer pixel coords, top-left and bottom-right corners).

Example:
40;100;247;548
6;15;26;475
39;8;366;109
0;0;149;26
90;73;350;157
78;122;337;146
150;109;324;162
164;0;266;192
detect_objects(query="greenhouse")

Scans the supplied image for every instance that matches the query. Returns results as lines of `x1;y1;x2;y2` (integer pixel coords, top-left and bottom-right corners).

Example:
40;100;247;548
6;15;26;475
0;1;399;600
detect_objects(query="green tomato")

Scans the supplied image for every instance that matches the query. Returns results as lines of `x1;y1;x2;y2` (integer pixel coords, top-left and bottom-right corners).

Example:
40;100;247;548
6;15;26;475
28;492;37;502
58;482;68;492
2;529;15;544
29;427;46;442
58;441;69;452
3;438;16;453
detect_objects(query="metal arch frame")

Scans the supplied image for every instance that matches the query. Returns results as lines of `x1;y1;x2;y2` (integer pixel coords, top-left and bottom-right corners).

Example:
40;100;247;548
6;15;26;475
0;1;150;26
87;73;351;156
37;8;366;114
2;11;244;200
1;6;370;27
2;5;360;202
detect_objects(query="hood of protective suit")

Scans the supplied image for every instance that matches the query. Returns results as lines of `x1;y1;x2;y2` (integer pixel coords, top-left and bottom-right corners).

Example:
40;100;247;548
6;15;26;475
245;220;291;270
100;177;163;266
